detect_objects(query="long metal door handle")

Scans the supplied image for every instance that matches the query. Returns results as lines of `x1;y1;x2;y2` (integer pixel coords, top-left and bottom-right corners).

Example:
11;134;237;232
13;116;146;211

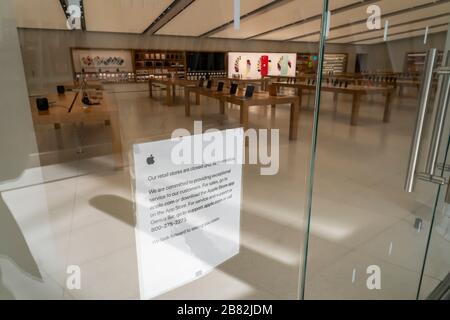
425;67;450;176
404;48;437;193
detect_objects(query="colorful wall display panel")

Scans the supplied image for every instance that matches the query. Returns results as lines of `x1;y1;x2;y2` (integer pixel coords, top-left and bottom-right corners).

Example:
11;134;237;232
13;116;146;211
228;52;297;79
72;48;134;73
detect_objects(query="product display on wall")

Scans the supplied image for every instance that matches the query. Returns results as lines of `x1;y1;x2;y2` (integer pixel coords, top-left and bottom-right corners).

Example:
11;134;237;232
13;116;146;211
70;49;349;83
297;53;347;74
186;52;226;80
134;49;186;82
405;51;444;74
228;52;297;79
71;48;228;83
71;48;135;83
322;53;348;74
297;53;319;74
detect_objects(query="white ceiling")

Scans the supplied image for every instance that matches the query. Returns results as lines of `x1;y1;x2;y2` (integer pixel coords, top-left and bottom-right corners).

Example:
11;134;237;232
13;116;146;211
84;0;173;33
13;0;450;44
14;0;68;30
271;0;436;41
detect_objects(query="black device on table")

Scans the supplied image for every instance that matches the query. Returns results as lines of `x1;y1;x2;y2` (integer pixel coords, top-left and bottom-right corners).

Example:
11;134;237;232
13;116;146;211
57;85;65;95
206;80;212;89
229;83;238;95
36;98;49;111
245;85;255;98
81;92;100;106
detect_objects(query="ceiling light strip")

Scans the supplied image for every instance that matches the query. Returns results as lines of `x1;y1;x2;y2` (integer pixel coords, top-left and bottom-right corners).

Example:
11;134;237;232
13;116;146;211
143;0;196;34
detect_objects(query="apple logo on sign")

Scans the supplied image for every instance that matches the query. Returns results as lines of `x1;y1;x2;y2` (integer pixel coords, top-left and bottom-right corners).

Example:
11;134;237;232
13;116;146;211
146;155;155;165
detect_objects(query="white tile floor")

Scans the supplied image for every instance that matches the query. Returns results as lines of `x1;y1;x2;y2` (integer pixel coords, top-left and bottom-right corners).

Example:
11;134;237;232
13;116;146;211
0;84;449;300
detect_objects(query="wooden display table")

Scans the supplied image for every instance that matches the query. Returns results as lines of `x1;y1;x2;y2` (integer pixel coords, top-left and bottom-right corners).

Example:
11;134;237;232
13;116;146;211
273;82;395;126
29;92;124;169
219;78;271;91
149;78;197;105
184;87;300;140
63;81;105;91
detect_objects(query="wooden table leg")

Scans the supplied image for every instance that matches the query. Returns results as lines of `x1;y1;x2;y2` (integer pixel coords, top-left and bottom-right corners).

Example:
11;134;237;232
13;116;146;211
195;93;200;105
54;123;63;149
289;101;299;141
270;104;276;124
351;93;361;126
239;103;249;131
172;85;176;99
166;84;172;106
220;100;225;114
185;89;191;117
298;89;303;109
383;92;392;123
108;107;124;170
333;92;339;103
149;79;153;98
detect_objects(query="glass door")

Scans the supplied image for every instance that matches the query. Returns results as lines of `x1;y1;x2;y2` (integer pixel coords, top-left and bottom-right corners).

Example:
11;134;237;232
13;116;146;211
2;0;330;300
419;29;450;299
302;0;450;299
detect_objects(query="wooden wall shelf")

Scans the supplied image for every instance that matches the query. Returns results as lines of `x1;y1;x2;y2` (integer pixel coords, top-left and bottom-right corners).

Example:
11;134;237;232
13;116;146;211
134;49;186;82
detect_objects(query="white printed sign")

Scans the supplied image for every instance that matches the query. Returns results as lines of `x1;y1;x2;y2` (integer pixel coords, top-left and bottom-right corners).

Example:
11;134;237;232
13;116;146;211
133;128;243;299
